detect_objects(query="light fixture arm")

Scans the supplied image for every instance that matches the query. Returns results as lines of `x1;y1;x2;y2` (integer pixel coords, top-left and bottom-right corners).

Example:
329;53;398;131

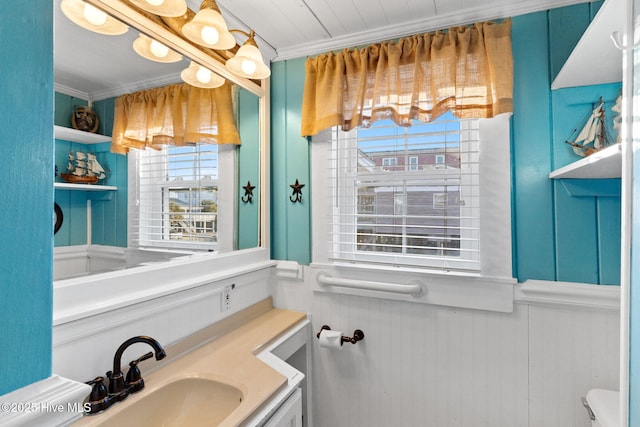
199;0;222;13
229;29;258;47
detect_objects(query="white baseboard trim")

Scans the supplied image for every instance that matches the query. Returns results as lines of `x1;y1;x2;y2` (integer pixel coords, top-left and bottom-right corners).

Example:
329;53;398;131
0;375;90;427
516;279;620;310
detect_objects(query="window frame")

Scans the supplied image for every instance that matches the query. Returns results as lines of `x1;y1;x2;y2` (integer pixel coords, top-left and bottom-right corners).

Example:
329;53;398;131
311;113;513;281
326;116;482;272
128;143;236;253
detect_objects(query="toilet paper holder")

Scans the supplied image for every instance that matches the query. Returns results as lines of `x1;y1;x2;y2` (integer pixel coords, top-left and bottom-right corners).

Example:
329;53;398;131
316;325;365;345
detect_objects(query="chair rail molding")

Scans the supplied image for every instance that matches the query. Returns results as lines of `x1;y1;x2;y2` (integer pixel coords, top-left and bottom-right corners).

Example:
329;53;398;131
517;279;620;309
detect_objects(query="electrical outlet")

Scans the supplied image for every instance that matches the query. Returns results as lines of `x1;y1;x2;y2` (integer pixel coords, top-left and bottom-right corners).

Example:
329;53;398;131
221;285;232;311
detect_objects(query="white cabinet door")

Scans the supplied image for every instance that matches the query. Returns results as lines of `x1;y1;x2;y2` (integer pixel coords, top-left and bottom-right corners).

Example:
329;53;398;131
263;387;302;427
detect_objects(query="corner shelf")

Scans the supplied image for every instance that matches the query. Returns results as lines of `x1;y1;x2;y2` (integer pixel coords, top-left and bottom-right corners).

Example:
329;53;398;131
54;183;117;191
551;0;623;89
54;125;111;144
549;143;621;179
54;127;116;193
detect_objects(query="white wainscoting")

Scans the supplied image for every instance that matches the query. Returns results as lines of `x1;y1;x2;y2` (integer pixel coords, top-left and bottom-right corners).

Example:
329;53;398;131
53;245;198;281
54;245;128;280
271;268;620;427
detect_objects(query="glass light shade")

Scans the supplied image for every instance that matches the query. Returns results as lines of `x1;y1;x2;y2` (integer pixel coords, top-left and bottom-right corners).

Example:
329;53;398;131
60;0;128;36
182;9;235;50
226;43;270;79
83;3;107;26
180;61;225;88
133;34;183;63
128;0;187;17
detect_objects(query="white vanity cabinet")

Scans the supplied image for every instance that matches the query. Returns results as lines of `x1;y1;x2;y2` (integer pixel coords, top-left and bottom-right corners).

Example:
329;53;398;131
262;387;303;427
248;318;313;427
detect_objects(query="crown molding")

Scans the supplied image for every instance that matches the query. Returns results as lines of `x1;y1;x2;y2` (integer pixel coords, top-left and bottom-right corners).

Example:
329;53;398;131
90;73;183;101
273;0;590;61
54;83;90;101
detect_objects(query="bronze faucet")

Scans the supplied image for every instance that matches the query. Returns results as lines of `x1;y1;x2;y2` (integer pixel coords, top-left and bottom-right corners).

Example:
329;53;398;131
85;335;166;415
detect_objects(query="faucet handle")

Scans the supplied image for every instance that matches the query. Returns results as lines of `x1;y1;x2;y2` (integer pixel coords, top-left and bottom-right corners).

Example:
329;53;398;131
130;351;153;366
84;376;110;414
125;351;153;393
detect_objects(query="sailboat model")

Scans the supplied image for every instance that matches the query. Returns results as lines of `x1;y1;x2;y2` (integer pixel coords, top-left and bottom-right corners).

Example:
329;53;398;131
60;150;107;184
565;97;613;157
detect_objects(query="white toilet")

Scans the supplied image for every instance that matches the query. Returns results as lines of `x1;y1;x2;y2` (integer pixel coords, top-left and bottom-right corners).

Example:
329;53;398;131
583;389;620;427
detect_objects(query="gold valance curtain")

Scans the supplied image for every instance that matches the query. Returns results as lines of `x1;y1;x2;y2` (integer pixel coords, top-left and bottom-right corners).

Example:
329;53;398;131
111;81;240;154
301;19;513;136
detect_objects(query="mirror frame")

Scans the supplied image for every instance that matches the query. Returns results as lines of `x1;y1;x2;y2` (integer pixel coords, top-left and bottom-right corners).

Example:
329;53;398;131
88;0;270;251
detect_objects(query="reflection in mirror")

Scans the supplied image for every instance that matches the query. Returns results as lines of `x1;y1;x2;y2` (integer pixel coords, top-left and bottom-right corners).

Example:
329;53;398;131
53;0;262;281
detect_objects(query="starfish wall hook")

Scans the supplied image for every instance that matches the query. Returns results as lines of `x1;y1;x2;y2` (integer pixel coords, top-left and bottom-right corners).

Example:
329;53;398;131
241;181;256;203
289;179;305;203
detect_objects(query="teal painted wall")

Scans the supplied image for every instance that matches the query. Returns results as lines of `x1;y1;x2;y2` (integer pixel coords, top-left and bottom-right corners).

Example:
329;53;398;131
0;0;53;395
237;89;260;249
270;3;621;286
512;4;621;285
270;58;311;264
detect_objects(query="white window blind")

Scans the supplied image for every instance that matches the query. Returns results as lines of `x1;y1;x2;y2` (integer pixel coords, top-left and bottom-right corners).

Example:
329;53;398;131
329;112;481;271
130;144;219;251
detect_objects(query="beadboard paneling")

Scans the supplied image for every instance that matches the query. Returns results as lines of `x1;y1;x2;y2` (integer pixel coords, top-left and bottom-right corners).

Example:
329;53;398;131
310;293;529;427
272;277;621;427
528;304;620;427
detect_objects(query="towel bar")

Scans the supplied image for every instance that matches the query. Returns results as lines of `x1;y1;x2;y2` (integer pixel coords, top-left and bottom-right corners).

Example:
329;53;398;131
317;273;423;296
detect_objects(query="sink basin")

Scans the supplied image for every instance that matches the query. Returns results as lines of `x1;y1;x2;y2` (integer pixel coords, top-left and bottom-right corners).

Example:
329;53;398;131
94;377;243;426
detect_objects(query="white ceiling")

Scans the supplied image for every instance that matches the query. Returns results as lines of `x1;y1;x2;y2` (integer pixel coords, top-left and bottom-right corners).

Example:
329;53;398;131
54;0;592;101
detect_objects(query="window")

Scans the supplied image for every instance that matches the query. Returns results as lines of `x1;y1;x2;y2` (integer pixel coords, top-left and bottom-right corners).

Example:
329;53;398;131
311;112;512;310
129;144;221;251
382;157;397;167
408;156;419;171
327;112;486;272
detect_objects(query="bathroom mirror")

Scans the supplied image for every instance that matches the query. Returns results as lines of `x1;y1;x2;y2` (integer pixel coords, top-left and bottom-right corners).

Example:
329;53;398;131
53;0;268;281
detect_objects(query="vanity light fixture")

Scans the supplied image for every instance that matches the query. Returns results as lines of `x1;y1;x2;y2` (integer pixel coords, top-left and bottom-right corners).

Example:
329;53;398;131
128;0;187;17
133;33;183;63
226;30;271;79
60;0;128;35
180;61;225;88
181;0;235;50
